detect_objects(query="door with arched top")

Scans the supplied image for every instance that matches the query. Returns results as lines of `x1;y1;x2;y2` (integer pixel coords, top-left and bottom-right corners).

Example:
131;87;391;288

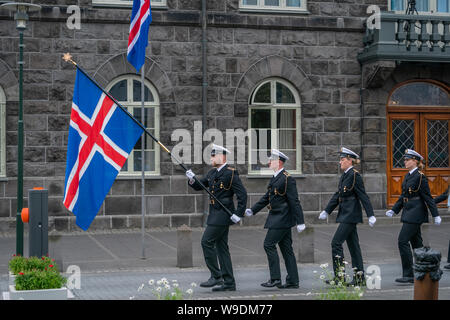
387;80;450;207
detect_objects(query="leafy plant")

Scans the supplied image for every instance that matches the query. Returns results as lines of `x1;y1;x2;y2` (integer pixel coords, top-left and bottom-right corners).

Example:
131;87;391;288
314;259;365;300
130;278;196;300
9;255;58;275
9;255;66;291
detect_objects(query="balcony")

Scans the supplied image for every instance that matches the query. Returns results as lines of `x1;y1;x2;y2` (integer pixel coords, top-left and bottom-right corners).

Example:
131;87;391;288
358;12;450;64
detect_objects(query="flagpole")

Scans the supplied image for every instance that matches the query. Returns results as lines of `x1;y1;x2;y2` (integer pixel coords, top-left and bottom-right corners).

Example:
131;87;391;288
140;64;146;260
62;54;234;218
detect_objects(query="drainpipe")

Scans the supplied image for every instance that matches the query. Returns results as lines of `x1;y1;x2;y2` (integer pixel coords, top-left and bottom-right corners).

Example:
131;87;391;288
201;0;208;226
202;0;207;132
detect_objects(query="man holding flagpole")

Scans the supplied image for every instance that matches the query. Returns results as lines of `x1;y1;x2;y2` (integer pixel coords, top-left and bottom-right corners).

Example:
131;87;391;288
127;0;152;259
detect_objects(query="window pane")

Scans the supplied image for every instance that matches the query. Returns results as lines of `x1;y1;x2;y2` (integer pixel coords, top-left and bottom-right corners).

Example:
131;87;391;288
109;79;127;102
133;107;155;128
278;129;296;149
276;82;295;104
391;0;404;10
389;82;450;106
253;82;271;103
286;0;301;7
416;0;429;11
277;109;296;128
392;120;415;168
251;109;271;128
134;129;155;149
265;0;279;5
437;0;449;12
134;150;155;172
427;120;449;168
243;0;257;5
133;80;154;102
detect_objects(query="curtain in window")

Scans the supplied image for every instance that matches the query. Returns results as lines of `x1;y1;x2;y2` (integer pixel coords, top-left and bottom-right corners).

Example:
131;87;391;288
416;0;429;11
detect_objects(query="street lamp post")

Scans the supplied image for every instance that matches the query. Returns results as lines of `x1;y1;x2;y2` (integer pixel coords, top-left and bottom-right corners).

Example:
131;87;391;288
0;2;41;256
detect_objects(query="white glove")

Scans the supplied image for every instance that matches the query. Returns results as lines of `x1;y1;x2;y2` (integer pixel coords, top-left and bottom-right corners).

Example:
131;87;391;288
185;169;195;180
245;209;253;217
318;210;328;220
434;216;441;225
230;214;241;223
297;224;306;233
385;210;394;217
368;216;376;227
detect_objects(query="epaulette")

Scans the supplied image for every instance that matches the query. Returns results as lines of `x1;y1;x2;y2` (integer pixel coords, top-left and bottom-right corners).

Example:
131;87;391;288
419;171;424;175
353;169;359;174
283;171;290;177
227;167;235;171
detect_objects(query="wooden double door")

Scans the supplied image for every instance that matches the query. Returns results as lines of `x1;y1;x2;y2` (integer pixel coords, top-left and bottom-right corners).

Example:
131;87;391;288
387;112;450;206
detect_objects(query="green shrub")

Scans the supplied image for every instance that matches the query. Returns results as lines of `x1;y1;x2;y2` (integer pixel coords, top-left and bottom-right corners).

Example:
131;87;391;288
15;269;67;291
9;255;59;275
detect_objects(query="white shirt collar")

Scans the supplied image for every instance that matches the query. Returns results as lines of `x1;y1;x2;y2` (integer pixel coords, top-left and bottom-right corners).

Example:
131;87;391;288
217;163;227;172
344;166;353;174
273;167;285;177
409;167;418;175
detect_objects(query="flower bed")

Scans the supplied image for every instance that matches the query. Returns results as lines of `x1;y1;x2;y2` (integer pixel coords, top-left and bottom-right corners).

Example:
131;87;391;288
8;255;68;300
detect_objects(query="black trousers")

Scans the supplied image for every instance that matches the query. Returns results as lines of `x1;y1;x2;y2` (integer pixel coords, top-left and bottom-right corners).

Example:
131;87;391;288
263;228;299;285
331;223;364;277
398;222;423;278
201;225;235;286
447;240;450;263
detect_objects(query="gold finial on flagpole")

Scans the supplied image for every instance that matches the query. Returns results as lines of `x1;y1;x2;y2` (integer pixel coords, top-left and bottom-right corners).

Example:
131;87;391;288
62;53;77;66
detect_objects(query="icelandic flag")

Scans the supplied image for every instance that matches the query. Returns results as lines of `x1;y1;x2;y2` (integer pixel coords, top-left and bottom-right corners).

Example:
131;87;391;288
127;0;152;72
63;68;144;230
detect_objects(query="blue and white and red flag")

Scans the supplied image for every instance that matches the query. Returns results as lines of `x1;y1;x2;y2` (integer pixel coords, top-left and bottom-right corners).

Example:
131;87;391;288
127;0;152;72
63;68;143;230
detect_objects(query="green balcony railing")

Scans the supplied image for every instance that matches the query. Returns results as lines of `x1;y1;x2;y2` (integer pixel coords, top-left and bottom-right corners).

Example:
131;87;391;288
358;12;450;64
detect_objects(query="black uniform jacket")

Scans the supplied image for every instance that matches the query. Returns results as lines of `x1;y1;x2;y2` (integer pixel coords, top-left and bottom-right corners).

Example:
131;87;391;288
251;169;305;229
392;169;439;224
434;187;449;204
325;167;374;224
188;164;247;226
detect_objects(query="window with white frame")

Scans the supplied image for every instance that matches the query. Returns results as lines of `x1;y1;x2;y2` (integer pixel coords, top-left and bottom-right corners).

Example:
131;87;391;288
107;76;160;176
240;0;307;12
248;78;302;175
390;0;450;14
0;86;5;177
92;0;166;8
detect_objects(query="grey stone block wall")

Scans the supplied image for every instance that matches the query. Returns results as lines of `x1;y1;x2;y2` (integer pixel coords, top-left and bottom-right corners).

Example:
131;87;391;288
1;0;445;232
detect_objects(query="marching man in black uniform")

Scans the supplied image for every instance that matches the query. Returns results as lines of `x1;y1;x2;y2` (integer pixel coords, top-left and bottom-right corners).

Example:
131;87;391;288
185;144;247;292
319;147;375;286
434;182;449;270
386;149;441;284
245;149;305;289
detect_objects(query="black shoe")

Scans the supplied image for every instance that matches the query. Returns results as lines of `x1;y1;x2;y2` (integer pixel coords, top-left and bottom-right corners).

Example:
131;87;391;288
260;279;282;288
395;277;414;284
200;277;224;288
444;264;450;270
278;283;299;289
212;284;236;292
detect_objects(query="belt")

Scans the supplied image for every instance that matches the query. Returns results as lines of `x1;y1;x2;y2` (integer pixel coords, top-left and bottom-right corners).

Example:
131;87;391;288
403;196;420;203
339;196;356;203
210;197;232;205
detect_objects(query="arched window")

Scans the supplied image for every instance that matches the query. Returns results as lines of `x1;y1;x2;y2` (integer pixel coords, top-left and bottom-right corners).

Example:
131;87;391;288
107;76;160;175
388;81;450;106
248;78;301;174
0;86;5;177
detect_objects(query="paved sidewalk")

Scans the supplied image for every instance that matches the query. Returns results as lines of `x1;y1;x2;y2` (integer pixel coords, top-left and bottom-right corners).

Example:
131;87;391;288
1;224;449;300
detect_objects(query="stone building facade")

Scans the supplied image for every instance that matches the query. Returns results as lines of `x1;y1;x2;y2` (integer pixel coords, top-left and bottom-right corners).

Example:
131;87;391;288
0;0;448;232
